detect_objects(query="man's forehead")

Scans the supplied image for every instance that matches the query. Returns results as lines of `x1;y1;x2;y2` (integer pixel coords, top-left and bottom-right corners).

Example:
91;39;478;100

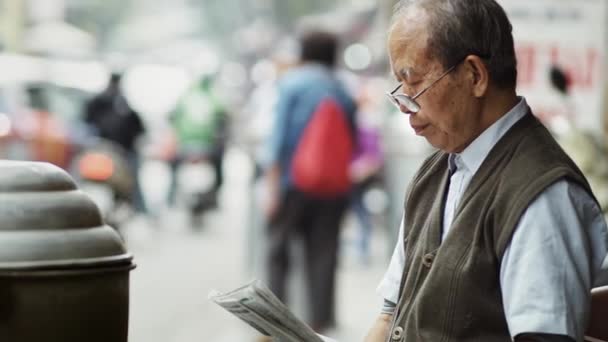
388;36;433;80
388;9;433;78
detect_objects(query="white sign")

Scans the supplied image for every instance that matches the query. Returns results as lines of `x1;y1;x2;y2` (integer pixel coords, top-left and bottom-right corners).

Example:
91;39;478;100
498;0;607;132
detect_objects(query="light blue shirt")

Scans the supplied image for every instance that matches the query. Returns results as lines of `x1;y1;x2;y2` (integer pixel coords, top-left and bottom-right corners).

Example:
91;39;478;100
378;98;608;341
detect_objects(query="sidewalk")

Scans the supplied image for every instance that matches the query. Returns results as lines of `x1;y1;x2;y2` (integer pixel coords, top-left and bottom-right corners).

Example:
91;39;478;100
126;208;391;342
124;150;394;342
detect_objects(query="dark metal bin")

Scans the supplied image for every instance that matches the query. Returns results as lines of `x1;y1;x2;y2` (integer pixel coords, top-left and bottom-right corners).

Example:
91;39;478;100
0;161;135;342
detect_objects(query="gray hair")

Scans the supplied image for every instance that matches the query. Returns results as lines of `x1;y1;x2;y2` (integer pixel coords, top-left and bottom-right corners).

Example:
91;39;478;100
392;0;517;89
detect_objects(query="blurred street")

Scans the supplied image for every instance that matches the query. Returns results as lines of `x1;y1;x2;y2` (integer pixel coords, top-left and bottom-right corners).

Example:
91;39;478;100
123;148;390;342
0;1;607;341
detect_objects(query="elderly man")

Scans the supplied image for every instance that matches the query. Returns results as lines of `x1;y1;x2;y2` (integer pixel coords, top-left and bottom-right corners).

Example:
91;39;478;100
365;1;608;342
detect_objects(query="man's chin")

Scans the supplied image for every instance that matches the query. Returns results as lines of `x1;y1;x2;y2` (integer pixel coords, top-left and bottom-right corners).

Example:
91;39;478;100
427;139;455;154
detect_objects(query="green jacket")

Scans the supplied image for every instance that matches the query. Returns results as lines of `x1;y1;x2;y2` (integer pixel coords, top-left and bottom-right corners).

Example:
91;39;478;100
171;83;224;151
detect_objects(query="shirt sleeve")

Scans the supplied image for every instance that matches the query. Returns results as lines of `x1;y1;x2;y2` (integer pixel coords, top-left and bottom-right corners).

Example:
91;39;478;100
377;214;406;304
265;82;293;167
500;180;608;341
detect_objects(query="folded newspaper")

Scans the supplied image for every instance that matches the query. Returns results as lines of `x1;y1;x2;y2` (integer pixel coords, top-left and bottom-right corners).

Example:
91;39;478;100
209;279;338;342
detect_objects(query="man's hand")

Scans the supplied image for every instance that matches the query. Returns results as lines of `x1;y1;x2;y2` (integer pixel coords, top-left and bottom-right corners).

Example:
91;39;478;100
262;165;281;220
364;313;392;342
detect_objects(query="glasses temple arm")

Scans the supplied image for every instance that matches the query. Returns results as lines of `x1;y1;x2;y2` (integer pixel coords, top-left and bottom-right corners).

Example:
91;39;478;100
411;64;458;100
389;83;402;95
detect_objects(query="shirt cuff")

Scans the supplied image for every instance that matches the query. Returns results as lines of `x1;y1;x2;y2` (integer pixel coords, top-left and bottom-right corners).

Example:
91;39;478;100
377;275;400;304
508;312;578;342
381;299;397;315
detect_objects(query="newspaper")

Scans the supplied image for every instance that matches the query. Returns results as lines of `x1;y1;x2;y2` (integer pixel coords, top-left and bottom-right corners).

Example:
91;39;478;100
209;279;337;342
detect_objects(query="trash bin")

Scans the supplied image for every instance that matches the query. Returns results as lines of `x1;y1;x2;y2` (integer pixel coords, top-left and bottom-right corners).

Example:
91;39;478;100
0;161;135;342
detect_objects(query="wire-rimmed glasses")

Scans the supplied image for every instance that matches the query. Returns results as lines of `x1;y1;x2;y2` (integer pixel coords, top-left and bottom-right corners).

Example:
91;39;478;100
386;62;461;114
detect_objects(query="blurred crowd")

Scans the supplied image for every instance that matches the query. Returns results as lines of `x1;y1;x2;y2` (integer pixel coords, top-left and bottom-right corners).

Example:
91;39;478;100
0;26;403;337
0;1;607;340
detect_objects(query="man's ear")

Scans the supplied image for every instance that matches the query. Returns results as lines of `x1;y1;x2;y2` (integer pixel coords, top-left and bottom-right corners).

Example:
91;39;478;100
464;55;489;97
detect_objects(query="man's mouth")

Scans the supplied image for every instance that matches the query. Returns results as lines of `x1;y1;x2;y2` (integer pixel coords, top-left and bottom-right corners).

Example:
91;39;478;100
411;124;429;135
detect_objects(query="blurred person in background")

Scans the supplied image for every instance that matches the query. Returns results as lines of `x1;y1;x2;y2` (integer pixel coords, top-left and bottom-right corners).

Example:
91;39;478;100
23;86;72;169
348;85;385;266
262;30;357;338
241;57;294;181
166;74;228;210
547;65;608;216
365;1;608;342
83;73;148;214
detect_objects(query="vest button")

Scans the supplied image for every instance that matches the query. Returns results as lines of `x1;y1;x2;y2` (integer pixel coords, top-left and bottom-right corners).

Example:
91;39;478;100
391;326;404;341
422;253;435;267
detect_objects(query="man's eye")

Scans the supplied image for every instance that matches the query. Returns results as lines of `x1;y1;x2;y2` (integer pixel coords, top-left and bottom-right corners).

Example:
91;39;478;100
402;83;419;94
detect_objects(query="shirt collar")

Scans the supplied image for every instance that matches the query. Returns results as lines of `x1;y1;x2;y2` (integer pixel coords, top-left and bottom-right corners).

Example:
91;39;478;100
452;97;529;175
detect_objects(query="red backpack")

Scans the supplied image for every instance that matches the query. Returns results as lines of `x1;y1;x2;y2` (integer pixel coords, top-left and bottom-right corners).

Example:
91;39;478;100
291;96;354;198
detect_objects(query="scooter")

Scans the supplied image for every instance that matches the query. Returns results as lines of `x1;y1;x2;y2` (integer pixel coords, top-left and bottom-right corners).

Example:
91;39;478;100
71;139;135;232
183;158;218;230
171;147;221;229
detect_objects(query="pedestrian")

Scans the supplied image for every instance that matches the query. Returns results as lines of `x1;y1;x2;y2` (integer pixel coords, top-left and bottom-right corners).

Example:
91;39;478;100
262;30;357;336
84;72;148;214
365;1;608;342
166;74;228;209
349;108;384;265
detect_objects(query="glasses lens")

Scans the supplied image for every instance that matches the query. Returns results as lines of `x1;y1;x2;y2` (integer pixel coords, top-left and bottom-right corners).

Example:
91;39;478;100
393;94;421;113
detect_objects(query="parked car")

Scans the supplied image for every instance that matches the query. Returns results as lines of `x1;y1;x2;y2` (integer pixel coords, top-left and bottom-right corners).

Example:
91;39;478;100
0;53;106;169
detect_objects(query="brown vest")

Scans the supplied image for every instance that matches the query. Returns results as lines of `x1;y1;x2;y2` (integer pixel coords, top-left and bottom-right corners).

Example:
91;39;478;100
390;113;596;342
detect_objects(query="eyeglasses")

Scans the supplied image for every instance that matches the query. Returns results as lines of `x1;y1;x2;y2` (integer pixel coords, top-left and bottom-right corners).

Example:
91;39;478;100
386;62;461;114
